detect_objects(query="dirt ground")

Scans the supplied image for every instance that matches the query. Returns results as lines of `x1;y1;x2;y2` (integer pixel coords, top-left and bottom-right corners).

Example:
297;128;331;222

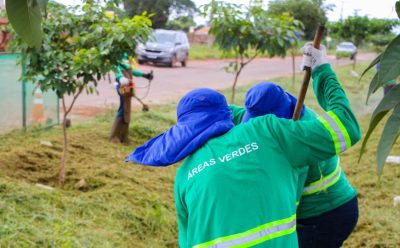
66;54;376;119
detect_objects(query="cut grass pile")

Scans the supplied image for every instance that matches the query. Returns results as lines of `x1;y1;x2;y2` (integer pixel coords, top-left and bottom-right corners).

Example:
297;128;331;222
0;63;399;247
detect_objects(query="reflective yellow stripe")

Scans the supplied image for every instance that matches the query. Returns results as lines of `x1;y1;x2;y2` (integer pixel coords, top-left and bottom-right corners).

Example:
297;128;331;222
318;111;352;154
194;214;296;248
302;159;341;196
327;111;351;149
318;116;341;154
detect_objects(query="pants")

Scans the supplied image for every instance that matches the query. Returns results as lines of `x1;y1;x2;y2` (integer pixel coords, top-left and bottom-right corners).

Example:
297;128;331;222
297;196;359;248
116;81;124;118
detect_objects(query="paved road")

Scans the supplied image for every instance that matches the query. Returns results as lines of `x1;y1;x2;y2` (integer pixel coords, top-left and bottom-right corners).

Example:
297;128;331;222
67;53;376;118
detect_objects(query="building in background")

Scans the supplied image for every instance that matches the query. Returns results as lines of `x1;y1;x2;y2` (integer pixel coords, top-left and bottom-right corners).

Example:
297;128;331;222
0;0;4;9
188;26;213;45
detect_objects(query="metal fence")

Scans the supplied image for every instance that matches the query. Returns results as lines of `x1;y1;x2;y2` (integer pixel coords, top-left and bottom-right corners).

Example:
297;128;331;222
0;53;59;134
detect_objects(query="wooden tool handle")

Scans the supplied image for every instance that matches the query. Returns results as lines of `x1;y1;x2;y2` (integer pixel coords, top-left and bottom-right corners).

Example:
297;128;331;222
292;25;325;121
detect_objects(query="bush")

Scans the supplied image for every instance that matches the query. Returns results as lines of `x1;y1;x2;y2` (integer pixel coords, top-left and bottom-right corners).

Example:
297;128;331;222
368;33;397;53
335;51;353;59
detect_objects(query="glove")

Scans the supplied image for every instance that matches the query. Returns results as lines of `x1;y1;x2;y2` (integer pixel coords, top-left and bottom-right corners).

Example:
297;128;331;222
301;43;328;71
143;72;154;80
119;77;130;86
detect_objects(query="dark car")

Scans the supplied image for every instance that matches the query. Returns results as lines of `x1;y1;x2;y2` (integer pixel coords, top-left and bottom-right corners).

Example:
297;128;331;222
136;29;190;67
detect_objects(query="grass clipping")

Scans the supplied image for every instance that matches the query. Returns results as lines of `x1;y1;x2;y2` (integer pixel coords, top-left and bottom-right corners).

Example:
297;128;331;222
0;64;399;247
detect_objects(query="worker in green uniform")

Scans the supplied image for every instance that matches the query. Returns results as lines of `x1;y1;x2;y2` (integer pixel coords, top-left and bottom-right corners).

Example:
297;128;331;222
114;53;153;115
229;88;310;209
126;44;361;247
231;81;358;248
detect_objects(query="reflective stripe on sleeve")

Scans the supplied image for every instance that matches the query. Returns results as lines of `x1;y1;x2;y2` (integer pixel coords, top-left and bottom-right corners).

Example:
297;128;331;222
194;214;296;248
302;159;341;196
318;111;351;154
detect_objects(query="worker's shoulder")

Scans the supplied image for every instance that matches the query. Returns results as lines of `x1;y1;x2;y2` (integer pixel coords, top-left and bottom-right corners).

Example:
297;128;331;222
301;107;318;120
207;115;278;145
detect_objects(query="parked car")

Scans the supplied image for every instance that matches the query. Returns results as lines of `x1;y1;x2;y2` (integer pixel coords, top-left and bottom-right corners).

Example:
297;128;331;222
136;29;190;67
335;42;357;60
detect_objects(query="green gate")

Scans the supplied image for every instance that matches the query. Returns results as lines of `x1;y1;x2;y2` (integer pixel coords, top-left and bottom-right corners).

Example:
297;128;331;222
0;53;59;134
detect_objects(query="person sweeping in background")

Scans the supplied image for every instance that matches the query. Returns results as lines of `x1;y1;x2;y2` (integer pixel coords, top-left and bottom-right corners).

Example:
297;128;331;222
126;44;361;247
231;80;358;248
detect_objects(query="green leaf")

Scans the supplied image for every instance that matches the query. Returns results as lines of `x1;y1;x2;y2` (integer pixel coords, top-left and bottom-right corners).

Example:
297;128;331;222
37;0;48;11
360;84;400;160
371;84;400;124
366;73;380;103
277;37;284;47
360;53;381;80
359;110;389;161
396;1;400;19
376;104;400;176
6;0;42;48
377;34;400;85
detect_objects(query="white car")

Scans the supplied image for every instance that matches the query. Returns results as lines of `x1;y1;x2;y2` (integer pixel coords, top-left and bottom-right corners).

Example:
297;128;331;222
336;42;357;60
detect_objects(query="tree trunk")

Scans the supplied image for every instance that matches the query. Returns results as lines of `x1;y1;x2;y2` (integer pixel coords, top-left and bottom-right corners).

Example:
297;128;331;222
230;54;258;104
58;91;82;188
231;66;243;104
109;69;134;143
59;102;68;188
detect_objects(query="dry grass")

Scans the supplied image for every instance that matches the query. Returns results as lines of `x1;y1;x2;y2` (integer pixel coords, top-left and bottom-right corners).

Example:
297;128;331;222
0;63;399;247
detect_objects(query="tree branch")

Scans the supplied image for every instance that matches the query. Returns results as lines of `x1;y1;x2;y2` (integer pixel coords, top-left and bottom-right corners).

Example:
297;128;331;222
243;52;259;66
64;88;83;117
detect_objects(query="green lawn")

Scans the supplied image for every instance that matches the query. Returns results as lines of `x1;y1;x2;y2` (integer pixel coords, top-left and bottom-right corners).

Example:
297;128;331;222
188;42;376;60
0;63;399;247
189;43;262;60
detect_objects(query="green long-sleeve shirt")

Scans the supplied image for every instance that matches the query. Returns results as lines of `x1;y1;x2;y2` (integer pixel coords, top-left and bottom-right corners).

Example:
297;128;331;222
114;54;144;81
295;108;357;219
174;64;361;248
230;103;357;218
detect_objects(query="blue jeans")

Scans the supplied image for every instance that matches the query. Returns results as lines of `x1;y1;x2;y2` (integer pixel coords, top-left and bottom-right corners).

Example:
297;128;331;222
297;196;359;248
116;82;124;118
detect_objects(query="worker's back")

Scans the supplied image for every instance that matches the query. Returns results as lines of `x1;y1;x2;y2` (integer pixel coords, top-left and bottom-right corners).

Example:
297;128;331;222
175;116;303;247
175;62;362;247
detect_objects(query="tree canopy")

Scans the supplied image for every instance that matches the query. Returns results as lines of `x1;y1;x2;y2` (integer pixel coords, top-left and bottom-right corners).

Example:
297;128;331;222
123;0;196;28
204;1;303;103
165;15;195;32
329;17;399;46
12;1;152;187
267;0;332;40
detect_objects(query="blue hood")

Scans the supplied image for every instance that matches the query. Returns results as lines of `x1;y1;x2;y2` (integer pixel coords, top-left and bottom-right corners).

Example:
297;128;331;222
127;88;234;166
242;82;305;122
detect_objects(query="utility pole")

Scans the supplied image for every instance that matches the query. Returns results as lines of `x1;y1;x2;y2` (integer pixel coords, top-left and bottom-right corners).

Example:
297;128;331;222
340;1;344;22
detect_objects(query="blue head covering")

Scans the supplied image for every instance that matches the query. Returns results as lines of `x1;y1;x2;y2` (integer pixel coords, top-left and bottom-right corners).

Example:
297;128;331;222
126;88;234;166
242;82;305;122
